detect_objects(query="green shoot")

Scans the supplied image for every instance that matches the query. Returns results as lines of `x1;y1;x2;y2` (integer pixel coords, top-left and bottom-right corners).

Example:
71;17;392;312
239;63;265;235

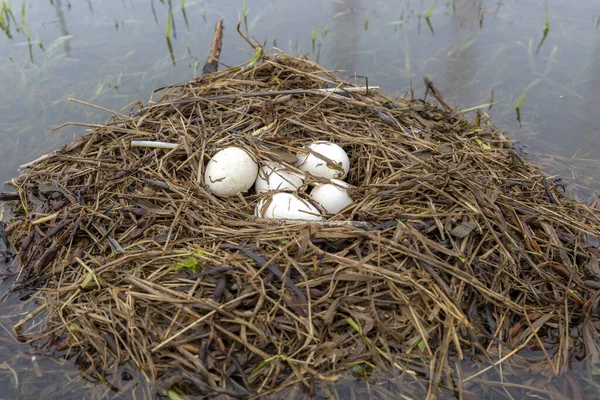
193;60;199;77
424;1;437;35
165;10;172;38
20;1;29;40
172;256;201;274
536;3;550;53
166;37;175;65
460;103;494;113
474;137;491;150
166;390;185;400
543;5;550;35
424;1;437;19
181;0;189;29
21;1;33;61
246;46;263;67
364;12;369;30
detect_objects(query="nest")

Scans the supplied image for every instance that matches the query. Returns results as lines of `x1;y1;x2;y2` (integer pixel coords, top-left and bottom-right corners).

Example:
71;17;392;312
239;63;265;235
2;51;600;398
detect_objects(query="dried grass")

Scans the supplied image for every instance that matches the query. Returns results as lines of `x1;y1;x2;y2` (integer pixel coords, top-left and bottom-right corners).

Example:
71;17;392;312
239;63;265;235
2;50;600;398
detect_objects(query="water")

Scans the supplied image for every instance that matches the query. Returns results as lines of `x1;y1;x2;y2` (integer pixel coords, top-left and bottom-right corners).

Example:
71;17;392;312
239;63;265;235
1;0;599;398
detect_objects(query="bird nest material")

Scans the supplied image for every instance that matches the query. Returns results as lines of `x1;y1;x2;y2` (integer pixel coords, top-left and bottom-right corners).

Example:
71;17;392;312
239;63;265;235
2;51;600;398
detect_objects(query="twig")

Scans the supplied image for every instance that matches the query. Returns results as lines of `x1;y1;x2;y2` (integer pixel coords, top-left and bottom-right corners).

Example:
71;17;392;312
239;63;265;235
424;75;454;111
30;213;59;225
19;151;60;170
0;193;20;201
542;177;559;205
68;98;132;119
0;362;18;389
203;19;224;75
131;141;179;149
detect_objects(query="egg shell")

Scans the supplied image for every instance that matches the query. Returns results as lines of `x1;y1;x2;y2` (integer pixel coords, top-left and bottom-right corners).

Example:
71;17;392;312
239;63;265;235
254;164;304;194
256;192;323;220
295;141;350;179
310;180;353;214
204;147;258;197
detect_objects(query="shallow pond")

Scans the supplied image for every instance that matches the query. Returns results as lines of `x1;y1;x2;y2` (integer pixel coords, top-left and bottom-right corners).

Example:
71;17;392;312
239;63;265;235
1;0;599;398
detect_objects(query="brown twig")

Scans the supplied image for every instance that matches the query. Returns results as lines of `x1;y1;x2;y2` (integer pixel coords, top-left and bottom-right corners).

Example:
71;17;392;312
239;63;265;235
202;19;224;75
424;75;454;111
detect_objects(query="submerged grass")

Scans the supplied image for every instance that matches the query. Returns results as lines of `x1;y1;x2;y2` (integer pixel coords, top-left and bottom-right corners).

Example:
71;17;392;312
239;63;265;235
1;46;599;399
515;45;558;125
20;1;33;62
0;0;18;39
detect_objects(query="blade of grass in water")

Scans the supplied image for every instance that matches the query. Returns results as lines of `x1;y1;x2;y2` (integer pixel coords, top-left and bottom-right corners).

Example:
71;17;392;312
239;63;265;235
364;12;369;30
527;38;537;75
181;0;189;29
424;1;437;35
165;10;172;38
515;78;541;125
460;103;494;113
242;0;249;34
424;1;437;19
150;0;158;24
1;0;18;39
166;37;175;65
21;1;33;62
310;25;322;54
542;45;558;77
536;3;550;54
20;2;30;40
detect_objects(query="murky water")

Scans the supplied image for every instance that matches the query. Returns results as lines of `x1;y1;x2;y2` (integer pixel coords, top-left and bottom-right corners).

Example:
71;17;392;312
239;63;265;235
1;0;599;398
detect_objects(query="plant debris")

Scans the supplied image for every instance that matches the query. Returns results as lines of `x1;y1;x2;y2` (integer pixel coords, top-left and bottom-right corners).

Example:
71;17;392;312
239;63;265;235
1;40;600;398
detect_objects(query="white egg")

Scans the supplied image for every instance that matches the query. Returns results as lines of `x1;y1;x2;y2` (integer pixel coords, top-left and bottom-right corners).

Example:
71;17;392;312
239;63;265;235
310;180;353;214
254;164;304;194
204;147;258;197
256;192;323;220
295;141;350;179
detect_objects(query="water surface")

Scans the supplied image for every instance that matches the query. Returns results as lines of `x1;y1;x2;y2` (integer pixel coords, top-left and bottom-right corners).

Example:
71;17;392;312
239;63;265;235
1;0;599;398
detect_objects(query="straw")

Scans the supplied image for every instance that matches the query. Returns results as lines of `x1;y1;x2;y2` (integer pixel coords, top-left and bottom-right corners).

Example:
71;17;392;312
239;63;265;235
2;39;600;399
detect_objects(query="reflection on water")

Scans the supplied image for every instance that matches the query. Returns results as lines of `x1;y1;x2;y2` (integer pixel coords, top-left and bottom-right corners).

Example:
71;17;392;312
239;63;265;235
1;0;599;398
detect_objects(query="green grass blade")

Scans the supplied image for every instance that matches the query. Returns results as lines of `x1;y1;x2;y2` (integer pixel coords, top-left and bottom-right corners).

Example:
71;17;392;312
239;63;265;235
21;1;33;61
246;46;263;67
460;103;494;113
424;1;437;19
165;10;172;38
536;3;550;53
21;1;30;40
424;1;437;35
347;317;361;333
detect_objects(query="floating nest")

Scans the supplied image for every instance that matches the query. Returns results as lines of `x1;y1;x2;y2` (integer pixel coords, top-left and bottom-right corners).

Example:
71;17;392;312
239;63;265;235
2;47;600;398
